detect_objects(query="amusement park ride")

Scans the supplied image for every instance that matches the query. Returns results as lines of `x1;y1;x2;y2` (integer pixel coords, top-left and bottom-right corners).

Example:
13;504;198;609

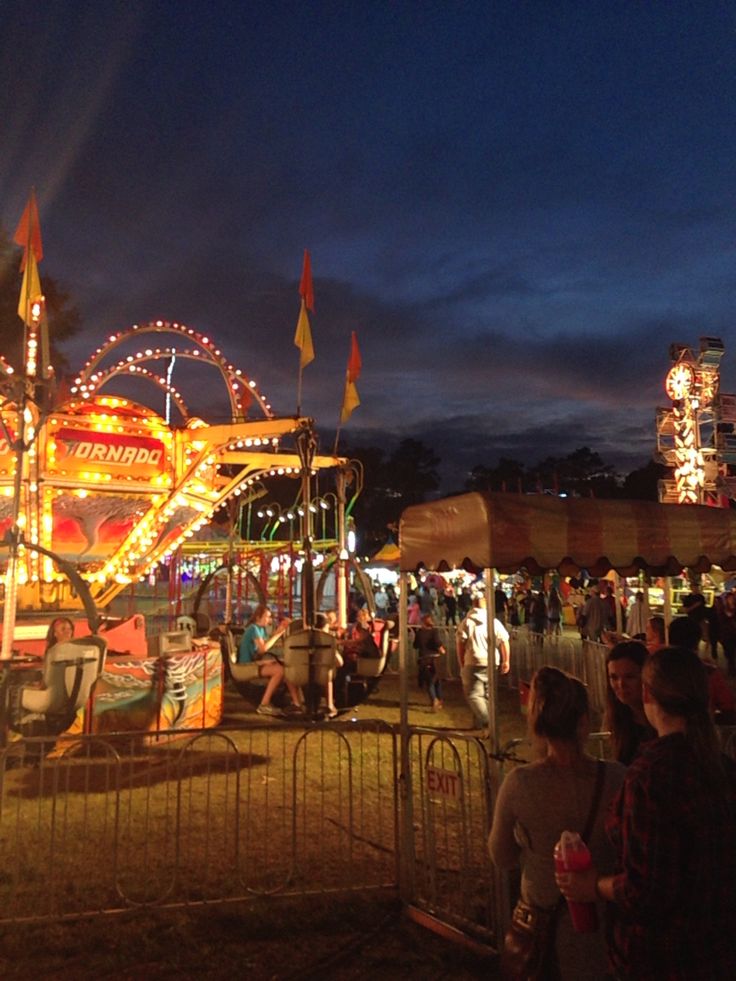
656;336;736;506
0;194;358;741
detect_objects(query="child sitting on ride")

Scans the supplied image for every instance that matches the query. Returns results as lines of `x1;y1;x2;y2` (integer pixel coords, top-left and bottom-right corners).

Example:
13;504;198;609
342;607;381;662
238;605;303;717
45;616;75;651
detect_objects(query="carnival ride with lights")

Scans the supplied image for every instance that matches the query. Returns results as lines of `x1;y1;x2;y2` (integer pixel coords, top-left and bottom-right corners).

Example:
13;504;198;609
656;336;736;506
1;304;357;737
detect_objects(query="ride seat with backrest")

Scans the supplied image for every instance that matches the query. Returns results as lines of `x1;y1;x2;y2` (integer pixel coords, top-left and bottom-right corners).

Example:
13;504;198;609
282;628;339;687
16;637;106;733
226;628;263;683
355;618;392;678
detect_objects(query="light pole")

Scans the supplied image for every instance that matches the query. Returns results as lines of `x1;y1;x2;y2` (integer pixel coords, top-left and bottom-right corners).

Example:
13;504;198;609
315;493;338;541
273;508;297;542
256;503;282;540
295;425;317;628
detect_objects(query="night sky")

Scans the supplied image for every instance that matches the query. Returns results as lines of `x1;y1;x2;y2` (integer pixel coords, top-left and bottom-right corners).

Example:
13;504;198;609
2;1;736;491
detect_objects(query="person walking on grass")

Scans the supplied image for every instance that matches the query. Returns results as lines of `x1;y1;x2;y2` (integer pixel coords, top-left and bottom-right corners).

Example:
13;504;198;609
456;586;510;729
413;613;445;710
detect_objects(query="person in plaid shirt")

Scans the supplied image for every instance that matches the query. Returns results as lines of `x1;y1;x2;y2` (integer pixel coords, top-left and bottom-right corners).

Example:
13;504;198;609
557;646;736;979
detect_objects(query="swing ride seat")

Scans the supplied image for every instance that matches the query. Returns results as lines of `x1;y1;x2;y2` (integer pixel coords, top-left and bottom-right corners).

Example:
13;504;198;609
282;628;338;687
355;619;393;678
221;627;268;691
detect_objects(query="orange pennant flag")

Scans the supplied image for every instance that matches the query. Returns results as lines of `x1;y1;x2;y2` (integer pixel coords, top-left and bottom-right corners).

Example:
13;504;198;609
340;332;361;423
299;249;314;313
17;247;44;327
13;190;43;270
294;298;315;368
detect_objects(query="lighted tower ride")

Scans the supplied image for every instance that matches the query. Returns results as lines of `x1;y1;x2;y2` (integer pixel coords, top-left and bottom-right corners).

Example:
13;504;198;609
656;336;736;505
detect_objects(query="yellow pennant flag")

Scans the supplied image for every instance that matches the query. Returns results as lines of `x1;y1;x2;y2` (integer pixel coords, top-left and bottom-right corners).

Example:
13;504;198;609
294;298;315;368
340;379;360;423
340;331;362;423
17;247;44;326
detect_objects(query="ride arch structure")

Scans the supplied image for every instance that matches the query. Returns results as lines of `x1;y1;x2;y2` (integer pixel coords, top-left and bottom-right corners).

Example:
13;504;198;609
0;317;347;615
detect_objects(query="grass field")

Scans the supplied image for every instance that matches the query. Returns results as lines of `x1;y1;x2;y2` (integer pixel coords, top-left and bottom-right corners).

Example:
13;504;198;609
0;667;528;978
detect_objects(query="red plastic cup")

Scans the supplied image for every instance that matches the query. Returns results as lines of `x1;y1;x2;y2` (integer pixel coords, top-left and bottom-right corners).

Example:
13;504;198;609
554;834;598;933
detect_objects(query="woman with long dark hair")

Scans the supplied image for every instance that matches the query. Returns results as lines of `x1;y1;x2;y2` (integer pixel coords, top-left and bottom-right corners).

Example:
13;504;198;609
557;647;736;979
605;641;656;765
44;616;75;652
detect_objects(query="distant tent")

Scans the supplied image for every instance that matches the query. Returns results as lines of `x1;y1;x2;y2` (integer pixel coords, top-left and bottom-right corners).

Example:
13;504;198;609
368;542;401;566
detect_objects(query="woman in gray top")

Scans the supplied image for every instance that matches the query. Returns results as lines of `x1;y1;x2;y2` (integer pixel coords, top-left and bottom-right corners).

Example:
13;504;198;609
489;666;625;980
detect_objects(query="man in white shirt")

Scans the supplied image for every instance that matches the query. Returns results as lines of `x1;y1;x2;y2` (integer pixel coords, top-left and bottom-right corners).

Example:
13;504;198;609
456;586;510;729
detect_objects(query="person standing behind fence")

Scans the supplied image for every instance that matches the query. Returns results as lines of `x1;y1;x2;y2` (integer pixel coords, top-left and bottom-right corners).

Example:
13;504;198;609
601;583;617;630
494;586;508;626
456;586;510;729
577;584;606;642
413;613;445;710
716;589;736;677
489;666;625;980
457;586;472;619
668;616;736;725
645;614;666;654
625;590;648;639
442;584;458;625
557;646;736;980
546;585;562;636
530;590;548;634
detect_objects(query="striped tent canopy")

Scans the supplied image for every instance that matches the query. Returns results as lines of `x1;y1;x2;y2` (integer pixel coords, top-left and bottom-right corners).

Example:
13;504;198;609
399;492;736;577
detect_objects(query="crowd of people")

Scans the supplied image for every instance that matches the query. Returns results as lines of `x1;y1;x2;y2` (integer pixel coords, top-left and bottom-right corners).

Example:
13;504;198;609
486;585;736;980
224;569;736;976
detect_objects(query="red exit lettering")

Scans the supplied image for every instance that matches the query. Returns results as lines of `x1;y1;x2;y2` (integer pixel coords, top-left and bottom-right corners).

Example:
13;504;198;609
426;766;462;801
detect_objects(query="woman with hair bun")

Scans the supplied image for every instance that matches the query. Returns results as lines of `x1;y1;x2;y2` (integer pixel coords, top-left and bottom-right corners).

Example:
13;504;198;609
558;647;736;980
489;666;625;980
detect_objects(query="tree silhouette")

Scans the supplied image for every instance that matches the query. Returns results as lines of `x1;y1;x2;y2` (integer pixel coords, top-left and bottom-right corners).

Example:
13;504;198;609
342;438;440;554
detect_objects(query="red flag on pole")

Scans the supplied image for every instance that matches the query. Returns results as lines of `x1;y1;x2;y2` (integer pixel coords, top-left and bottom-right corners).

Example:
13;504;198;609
346;330;361;382
299;249;314;313
13;190;43;269
340;332;362;423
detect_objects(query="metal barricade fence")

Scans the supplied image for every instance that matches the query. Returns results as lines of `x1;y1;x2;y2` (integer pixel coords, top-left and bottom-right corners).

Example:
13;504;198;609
0;719;512;953
580;640;610;724
509;629;580;684
405;728;506;951
0;721;399;924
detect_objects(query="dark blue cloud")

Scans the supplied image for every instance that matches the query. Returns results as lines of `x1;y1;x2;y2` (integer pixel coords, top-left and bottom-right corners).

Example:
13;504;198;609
1;1;736;495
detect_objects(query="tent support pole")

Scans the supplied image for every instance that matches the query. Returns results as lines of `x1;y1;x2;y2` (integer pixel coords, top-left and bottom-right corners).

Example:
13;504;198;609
614;571;623;634
664;576;672;643
398;570;415;900
485;567;498;749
